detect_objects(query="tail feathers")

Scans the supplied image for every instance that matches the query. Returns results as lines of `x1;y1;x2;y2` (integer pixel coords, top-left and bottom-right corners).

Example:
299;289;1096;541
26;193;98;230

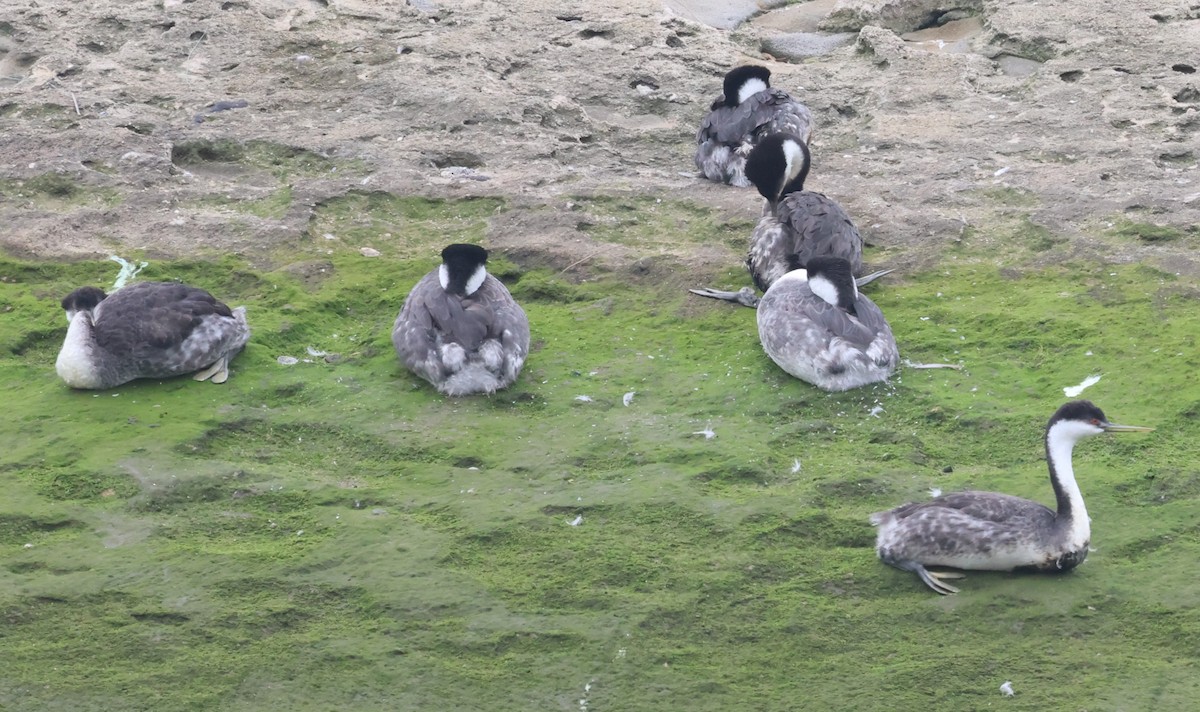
437;365;509;396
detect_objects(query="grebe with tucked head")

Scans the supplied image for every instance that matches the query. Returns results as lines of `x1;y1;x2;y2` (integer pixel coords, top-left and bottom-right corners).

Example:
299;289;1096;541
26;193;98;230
55;281;249;389
695;65;814;187
756;256;897;392
692;132;881;308
392;243;530;396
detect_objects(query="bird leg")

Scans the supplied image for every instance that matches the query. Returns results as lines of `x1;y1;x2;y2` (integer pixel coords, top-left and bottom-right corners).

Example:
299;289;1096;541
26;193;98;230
886;557;964;595
193;356;230;383
688;286;760;308
917;566;964;595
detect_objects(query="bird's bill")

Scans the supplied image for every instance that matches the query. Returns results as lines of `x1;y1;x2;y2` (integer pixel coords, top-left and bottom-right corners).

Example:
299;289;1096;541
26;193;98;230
1102;422;1154;433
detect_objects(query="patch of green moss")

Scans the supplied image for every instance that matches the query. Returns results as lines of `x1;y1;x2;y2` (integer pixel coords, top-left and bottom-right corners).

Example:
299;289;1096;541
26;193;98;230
189;186;294;219
1108;219;1189;243
0;173;121;210
975;185;1039;207
2;201;1199;711
572;195;754;251
171;139;368;180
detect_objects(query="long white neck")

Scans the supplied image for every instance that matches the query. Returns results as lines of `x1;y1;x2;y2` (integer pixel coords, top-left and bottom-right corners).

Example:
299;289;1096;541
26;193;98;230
56;311;104;389
1046;421;1090;547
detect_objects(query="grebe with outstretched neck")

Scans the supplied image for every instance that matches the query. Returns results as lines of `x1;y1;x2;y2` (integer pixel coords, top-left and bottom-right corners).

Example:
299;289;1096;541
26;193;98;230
871;401;1153;594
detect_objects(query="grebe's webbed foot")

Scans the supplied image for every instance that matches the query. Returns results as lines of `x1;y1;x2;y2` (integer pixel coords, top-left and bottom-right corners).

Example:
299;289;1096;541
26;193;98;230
194;356;230;383
854;269;894;288
688;286;760;308
918;567;963;595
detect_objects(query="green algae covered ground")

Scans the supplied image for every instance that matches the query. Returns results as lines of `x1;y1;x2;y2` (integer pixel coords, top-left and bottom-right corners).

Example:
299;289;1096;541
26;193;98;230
3;197;1200;711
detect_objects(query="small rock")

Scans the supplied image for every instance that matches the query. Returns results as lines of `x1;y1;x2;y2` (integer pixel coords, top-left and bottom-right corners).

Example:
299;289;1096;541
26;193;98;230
360;247;381;257
439;166;490;181
762;31;856;60
856;25;909;60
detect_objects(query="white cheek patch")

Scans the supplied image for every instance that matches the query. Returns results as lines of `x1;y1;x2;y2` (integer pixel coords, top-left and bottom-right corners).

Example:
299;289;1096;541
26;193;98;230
782;139;805;185
438;264;450;291
808;275;840;306
465;265;487;296
737;77;768;104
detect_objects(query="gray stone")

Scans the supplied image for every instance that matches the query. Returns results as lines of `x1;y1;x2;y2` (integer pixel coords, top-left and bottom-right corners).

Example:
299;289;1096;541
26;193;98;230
763;31;857;61
663;0;789;30
855;25;909;60
820;0;982;34
996;54;1043;77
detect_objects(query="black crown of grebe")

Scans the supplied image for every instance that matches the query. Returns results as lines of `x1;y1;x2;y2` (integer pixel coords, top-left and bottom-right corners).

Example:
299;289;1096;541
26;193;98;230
392;243;530;397
756;256;898;392
439;242;489;296
694;64;814;187
55;281;250;390
691;132;881;309
870;401;1153;595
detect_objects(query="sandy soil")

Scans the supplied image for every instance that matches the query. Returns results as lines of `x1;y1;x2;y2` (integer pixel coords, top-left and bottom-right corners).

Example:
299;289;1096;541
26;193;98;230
1;0;1197;276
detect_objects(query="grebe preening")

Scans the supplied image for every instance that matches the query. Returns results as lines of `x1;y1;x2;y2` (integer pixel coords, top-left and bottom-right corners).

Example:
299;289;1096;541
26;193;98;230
55;282;250;389
695;65;814;187
392;243;530;396
871;401;1153;595
691;133;882;308
757;256;897;391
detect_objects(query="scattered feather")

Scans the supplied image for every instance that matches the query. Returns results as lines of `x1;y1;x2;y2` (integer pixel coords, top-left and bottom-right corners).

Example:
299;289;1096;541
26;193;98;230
277;355;299;365
791;459;802;474
108;255;148;290
623;391;635;406
929;487;943;498
692;426;716;440
568;515;583;526
1000;681;1014;697
993;166;1011;177
574;395;594;402
869;405;884;418
306;346;328;357
903;359;963;370
1063;374;1101;397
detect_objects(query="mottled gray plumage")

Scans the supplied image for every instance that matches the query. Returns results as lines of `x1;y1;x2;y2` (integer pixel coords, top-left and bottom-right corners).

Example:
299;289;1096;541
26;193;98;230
392;246;529;396
756;258;896;391
748;191;862;293
690;132;867;308
695;65;813;187
871;401;1153;595
55;281;249;389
